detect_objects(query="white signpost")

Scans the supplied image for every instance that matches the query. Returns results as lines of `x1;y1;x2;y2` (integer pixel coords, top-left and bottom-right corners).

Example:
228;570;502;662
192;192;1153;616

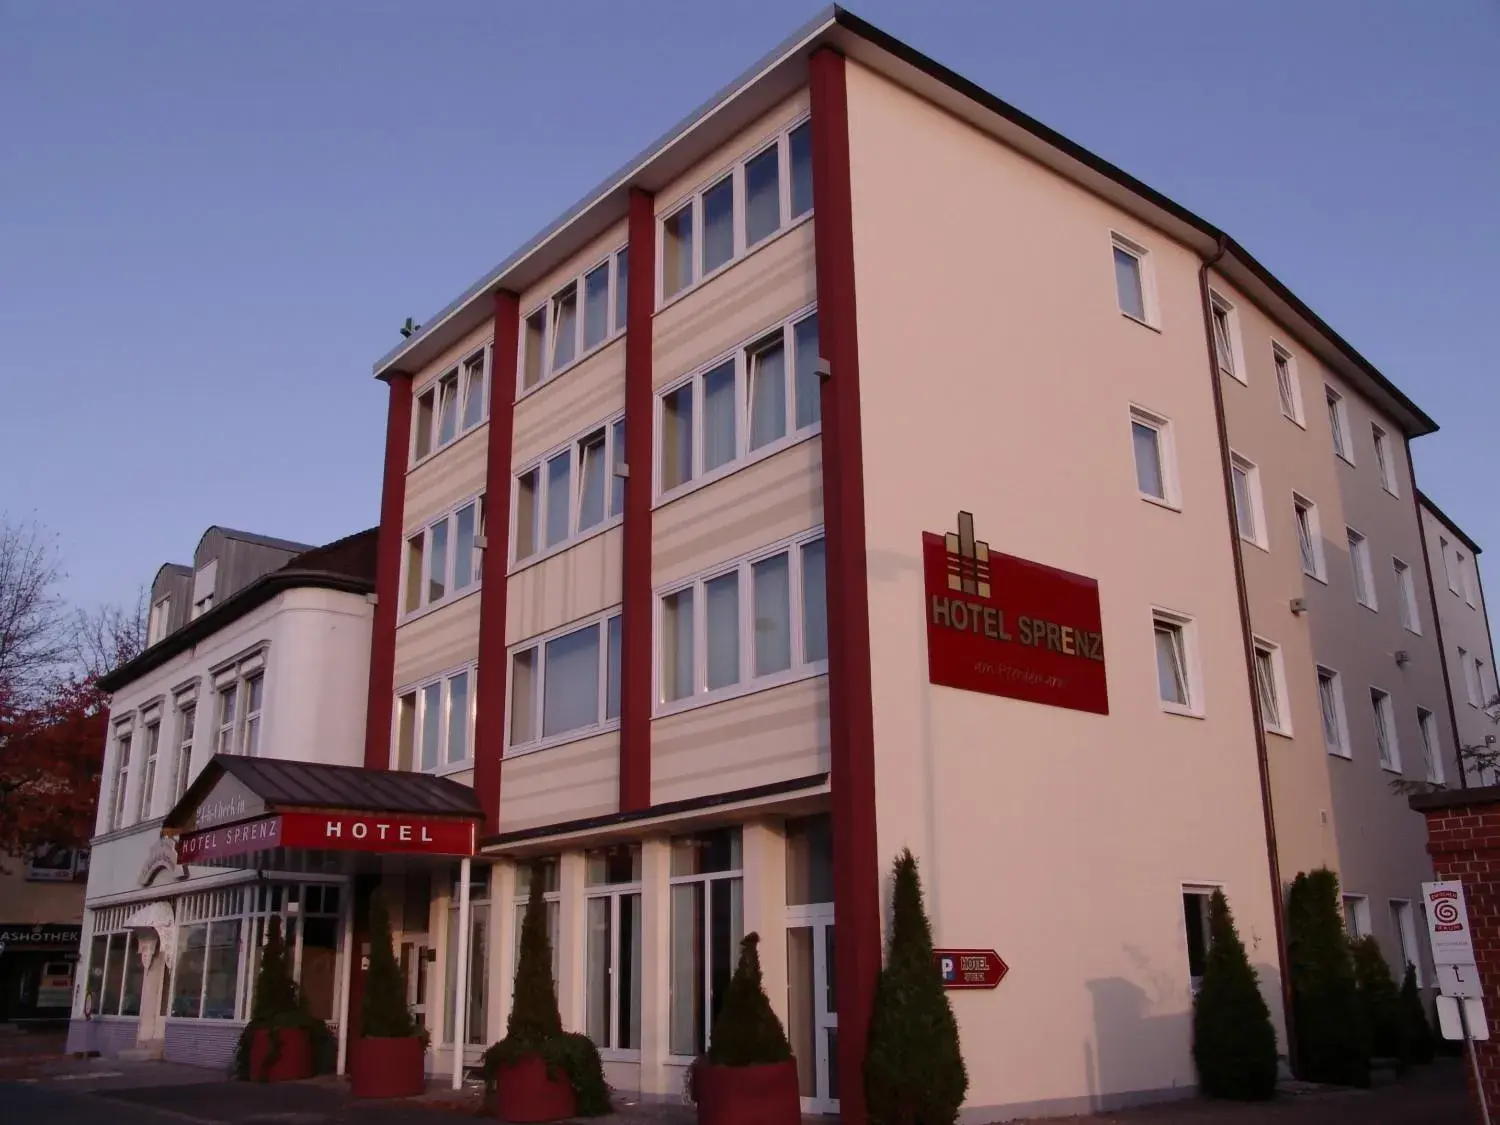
1423;880;1491;1125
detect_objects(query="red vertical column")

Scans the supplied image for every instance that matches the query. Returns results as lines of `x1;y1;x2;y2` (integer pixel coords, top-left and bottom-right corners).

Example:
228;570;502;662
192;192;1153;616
809;47;881;1125
474;291;521;831
619;187;656;813
363;371;413;770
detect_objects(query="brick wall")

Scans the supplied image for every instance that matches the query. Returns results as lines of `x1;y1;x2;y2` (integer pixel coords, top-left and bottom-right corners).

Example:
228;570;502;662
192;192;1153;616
1412;787;1500;1114
163;1019;243;1072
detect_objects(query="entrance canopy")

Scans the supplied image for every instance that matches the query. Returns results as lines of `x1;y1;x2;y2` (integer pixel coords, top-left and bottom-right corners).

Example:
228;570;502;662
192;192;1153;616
162;755;482;865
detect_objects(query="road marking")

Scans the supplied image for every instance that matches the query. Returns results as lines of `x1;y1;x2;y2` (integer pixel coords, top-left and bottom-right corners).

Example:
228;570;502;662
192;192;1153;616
52;1071;125;1080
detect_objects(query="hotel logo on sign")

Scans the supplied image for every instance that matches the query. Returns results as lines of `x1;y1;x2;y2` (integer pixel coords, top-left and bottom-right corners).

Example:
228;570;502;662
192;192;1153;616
923;512;1109;714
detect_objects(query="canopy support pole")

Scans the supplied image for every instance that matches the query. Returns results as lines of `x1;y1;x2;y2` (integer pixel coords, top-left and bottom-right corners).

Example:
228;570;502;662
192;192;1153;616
453;857;471;1090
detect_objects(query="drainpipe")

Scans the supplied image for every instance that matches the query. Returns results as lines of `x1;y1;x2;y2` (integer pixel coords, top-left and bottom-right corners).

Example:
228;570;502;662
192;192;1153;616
1197;234;1297;1068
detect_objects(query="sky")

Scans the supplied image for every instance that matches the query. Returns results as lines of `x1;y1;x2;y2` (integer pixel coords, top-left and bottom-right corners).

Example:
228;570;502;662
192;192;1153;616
1;0;1497;618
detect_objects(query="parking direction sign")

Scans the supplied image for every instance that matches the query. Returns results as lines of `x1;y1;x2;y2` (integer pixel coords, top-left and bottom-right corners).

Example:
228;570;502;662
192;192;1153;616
1423;881;1478;968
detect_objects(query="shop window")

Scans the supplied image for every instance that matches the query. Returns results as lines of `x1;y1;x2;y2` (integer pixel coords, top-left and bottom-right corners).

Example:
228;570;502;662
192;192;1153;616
445;865;491;1047
586;845;642;1052
514;859;561;985
669;828;743;1057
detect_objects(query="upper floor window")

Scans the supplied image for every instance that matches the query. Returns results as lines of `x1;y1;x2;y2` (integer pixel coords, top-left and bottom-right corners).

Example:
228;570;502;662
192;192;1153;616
1209;292;1244;383
1273;344;1303;424
1326;386;1353;464
1130;406;1178;509
1393;558;1421;634
509;611;622;753
1253;639;1289;736
660;119;813;302
1347;528;1376;610
173;698;196;803
522;249;629;394
1371;424;1399;496
1440;537;1457;593
1152;608;1200;716
1111;233;1156;327
404;497;483;615
192;560;217;619
147;597;171;645
109;724;133;831
212;653;267;758
395;664;473;772
658;309;819;499
1371;688;1400;772
1293;493;1325;580
514;418;625;567
1317;666;1350;758
413;346;489;464
1230;453;1266;550
137;716;161;820
1418;707;1443;786
657;530;827;712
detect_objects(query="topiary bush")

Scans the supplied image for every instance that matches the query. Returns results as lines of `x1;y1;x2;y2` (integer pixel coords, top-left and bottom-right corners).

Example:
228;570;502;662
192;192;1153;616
362;890;419;1039
1286;869;1369;1087
1192;889;1278;1100
1351;935;1403;1063
1397;964;1436;1066
864;849;967;1125
706;933;792;1066
479;864;609;1115
232;915;334;1080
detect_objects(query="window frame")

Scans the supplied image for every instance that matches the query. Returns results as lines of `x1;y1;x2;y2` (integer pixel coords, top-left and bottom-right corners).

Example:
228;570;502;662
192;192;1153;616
1151;607;1202;718
410;345;490;467
1389;899;1424;986
653;306;820;505
137;715;161;821
1346;527;1377;610
1454;548;1470;598
1326;385;1354;465
1129;405;1179;510
108;721;134;831
1208;290;1246;384
1371;423;1400;496
1180;883;1221;993
511;413;626;571
1370;686;1400;773
1293;492;1326;581
172;696;197;803
1252;637;1292;737
506;609;623;756
147;597;171;645
1317;665;1352;759
1342;894;1372;940
654;528;828;717
1110;231;1159;329
1393;557;1421;634
667;828;744;1059
1417;707;1444;786
584;846;643;1058
1272;341;1304;425
393;662;477;776
1229;452;1268;550
656;117;813;308
402;493;485;619
518;247;629;398
1460;646;1479;706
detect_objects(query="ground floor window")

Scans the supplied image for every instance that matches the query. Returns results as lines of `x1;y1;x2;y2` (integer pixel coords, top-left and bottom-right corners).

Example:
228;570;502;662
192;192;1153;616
171;888;246;1019
514;858;561;984
85;907;144;1018
669;828;743;1057
1181;887;1215;992
585;844;642;1052
445;865;490;1046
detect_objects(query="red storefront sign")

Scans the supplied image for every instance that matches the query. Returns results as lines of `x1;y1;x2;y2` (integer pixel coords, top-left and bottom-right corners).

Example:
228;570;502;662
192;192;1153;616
176;811;476;863
922;515;1108;715
934;948;1008;990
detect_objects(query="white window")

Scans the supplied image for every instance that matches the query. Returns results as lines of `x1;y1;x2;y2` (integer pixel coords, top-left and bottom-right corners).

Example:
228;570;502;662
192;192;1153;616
1230;453;1266;549
1326;386;1353;463
659;119;812;302
1152;609;1199;716
1293;493;1325;580
1393;558;1421;633
1111;232;1156;326
669;828;743;1057
413;346;488;463
215;685;237;754
1347;528;1376;609
1461;647;1481;707
1209;291;1244;382
657;309;820;499
192;560;217;619
109;725;133;831
585;845;642;1053
1462;556;1478;607
173;700;196;802
1253;639;1290;736
656;531;827;712
240;674;263;757
404;496;483;613
210;654;266;759
1181;887;1217;993
520;248;628;393
1318;666;1351;758
1371;424;1399;495
1390;900;1424;985
1440;537;1458;593
514;417;625;565
1371;687;1400;772
1418;707;1443;785
137;717;160;820
395;665;474;772
1342;894;1372;940
1130;406;1178;508
1476;658;1490;711
147;597;171;645
509;612;622;753
1273;343;1303;424
1455;549;1470;599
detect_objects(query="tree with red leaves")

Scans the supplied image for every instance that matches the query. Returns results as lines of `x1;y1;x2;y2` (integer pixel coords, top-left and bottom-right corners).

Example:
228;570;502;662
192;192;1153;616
0;676;106;862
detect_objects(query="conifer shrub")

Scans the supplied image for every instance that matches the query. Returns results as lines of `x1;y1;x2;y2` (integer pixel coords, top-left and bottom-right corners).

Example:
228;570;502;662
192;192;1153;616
1397;964;1436;1066
1286;869;1369;1087
1191;889;1279;1100
232;916;333;1079
864;849;967;1125
705;933;792;1066
1351;935;1402;1063
362;889;420;1039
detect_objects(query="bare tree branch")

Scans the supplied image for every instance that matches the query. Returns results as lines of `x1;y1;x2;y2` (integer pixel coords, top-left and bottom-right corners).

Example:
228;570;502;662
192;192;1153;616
69;586;148;681
0;515;68;703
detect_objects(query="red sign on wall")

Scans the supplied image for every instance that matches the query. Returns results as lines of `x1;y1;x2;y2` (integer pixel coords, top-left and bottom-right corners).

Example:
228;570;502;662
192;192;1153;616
176;811;476;863
923;514;1108;715
934;948;1008;990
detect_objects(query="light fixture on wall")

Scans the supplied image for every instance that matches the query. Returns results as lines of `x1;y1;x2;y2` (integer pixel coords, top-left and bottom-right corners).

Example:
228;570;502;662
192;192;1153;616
1289;597;1308;615
1395;650;1410;666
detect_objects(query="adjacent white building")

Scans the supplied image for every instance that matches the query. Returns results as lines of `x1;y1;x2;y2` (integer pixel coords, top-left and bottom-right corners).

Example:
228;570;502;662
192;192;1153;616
66;527;375;1067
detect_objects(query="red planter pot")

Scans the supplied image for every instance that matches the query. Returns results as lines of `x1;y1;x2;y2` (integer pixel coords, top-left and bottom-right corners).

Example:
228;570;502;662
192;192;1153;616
694;1059;801;1125
246;1027;313;1082
350;1035;427;1099
494;1053;577;1123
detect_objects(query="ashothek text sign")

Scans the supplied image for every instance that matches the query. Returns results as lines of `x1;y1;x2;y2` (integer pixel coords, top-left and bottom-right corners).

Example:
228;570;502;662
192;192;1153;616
923;514;1108;714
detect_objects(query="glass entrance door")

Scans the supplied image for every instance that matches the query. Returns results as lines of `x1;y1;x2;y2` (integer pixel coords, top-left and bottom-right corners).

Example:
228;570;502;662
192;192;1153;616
786;903;837;1114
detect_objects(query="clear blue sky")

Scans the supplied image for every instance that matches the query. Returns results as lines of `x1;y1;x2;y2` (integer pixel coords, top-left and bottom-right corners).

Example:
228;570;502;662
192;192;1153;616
2;1;1497;616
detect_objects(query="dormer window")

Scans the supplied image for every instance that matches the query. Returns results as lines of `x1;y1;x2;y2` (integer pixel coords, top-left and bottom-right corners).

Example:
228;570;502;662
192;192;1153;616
192;560;218;619
147;597;171;645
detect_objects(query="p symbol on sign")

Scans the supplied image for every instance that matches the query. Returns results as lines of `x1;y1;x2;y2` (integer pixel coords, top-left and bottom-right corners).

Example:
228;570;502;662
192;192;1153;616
940;957;955;983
